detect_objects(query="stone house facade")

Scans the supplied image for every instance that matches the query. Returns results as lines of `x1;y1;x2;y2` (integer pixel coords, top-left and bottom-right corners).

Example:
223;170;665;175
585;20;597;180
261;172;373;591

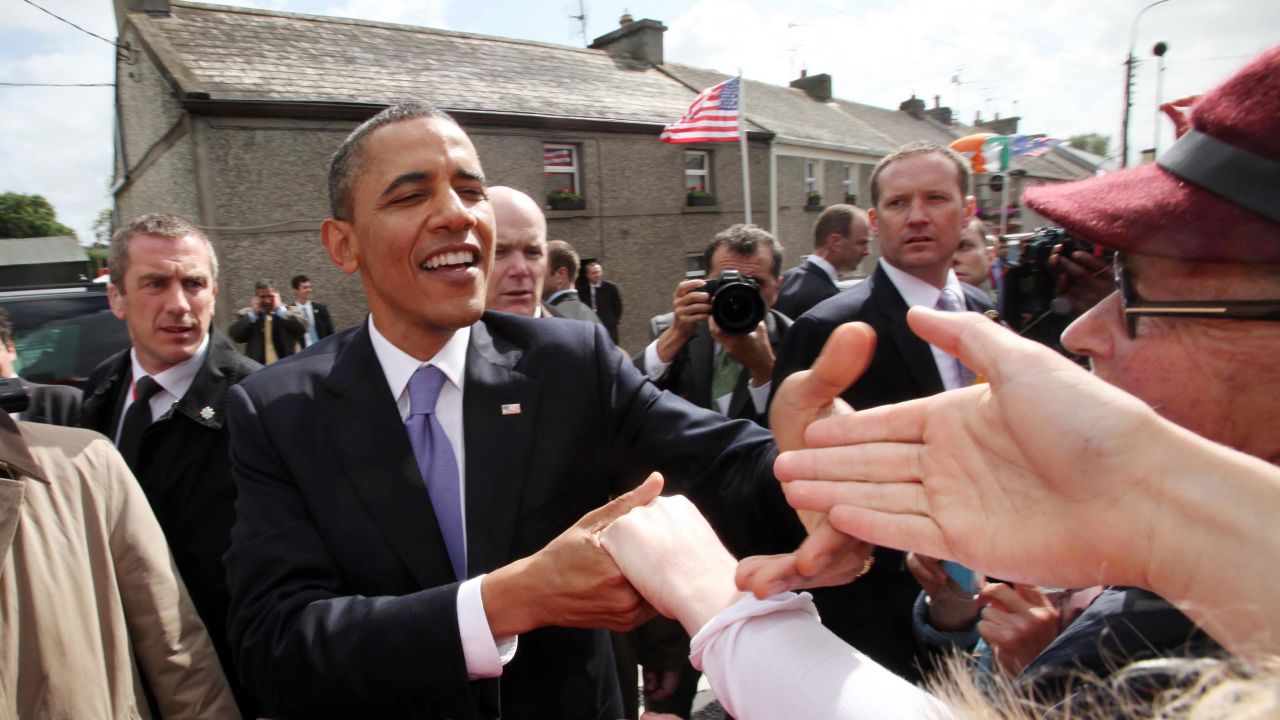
111;0;1092;352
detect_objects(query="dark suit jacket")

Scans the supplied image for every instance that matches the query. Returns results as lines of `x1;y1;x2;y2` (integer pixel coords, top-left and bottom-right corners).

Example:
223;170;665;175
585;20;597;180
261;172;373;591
225;314;801;719
81;330;262;715
546;290;602;326
294;301;335;340
579;280;623;344
17;380;82;427
228;307;309;363
774;259;839;321
770;263;995;681
637;309;792;426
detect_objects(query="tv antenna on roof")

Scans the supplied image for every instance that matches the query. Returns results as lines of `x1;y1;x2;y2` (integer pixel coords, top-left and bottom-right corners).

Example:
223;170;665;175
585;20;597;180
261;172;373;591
571;0;587;46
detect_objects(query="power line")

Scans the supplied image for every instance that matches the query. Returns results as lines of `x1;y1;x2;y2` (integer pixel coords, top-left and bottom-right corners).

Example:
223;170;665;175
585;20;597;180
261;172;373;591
20;0;124;49
0;82;114;87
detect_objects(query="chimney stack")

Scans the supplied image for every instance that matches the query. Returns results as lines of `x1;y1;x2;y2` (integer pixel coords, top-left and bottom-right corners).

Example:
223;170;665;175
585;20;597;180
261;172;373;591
790;72;832;102
899;94;926;120
589;17;667;65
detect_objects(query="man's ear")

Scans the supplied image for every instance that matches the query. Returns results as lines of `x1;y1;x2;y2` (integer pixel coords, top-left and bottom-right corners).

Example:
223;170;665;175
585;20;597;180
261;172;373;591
867;208;879;235
322;218;361;275
107;283;126;320
963;195;977;226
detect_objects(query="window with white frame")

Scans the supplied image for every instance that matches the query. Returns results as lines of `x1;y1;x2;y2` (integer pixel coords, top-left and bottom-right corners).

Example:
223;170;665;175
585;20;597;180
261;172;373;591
543;144;581;199
685;150;712;194
842;164;860;205
804;160;821;203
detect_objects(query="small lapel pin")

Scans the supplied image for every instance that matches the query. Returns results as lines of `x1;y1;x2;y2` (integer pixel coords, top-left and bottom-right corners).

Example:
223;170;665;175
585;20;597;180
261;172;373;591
199;406;216;421
500;403;522;416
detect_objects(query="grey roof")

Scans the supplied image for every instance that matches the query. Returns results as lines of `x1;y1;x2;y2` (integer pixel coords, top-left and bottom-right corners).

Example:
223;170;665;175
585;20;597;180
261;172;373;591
135;2;723;127
0;236;87;266
132;2;1089;181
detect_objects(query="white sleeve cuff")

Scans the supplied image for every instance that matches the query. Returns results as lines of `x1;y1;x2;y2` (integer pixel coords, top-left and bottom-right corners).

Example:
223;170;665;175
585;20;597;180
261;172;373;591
690;592;950;720
458;574;518;679
643;340;672;381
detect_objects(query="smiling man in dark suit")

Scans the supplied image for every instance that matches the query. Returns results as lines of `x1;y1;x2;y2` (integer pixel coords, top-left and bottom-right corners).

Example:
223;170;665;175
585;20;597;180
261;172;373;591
223;103;861;719
774;204;871;320
770;141;995;683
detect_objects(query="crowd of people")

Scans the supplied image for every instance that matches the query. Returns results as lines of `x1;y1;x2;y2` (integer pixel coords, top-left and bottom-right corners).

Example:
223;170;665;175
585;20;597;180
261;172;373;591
0;42;1276;720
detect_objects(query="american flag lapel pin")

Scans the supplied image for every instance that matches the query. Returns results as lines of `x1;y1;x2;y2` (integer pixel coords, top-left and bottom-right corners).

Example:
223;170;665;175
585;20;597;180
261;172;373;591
501;403;522;416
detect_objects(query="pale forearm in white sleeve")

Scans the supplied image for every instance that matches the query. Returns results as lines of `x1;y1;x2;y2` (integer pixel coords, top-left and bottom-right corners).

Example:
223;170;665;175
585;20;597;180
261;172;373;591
690;593;951;720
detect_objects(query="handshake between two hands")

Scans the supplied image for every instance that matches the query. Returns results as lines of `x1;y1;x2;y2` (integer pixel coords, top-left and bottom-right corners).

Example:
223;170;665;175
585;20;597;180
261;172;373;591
570;306;1173;640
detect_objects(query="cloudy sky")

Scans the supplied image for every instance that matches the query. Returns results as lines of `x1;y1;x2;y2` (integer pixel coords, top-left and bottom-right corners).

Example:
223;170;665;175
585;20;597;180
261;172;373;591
2;0;1276;242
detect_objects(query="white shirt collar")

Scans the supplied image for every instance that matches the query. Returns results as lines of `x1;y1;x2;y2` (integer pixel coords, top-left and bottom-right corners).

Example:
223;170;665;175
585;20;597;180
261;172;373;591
368;315;470;407
878;258;964;309
806;255;839;285
297;300;313;311
129;331;210;405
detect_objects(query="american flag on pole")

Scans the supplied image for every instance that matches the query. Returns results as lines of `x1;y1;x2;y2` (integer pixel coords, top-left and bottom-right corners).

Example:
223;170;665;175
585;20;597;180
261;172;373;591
660;76;741;144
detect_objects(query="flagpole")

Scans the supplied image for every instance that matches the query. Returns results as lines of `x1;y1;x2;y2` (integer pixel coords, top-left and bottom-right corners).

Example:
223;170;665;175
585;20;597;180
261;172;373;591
737;72;751;225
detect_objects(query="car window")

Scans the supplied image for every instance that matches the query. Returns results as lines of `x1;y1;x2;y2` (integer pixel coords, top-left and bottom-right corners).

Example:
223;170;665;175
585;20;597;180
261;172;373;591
2;288;130;386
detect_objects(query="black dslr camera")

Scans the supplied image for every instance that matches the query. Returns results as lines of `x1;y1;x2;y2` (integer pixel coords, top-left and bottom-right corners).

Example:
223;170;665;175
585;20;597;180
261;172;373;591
703;269;766;335
1000;227;1097;353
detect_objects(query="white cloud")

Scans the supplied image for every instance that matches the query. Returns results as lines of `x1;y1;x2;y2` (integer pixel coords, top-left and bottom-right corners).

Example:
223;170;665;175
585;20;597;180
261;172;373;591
0;0;116;241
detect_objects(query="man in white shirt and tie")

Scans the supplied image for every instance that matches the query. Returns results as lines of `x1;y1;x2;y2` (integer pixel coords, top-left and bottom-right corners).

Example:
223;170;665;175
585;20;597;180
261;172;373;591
290;274;334;347
770;140;995;684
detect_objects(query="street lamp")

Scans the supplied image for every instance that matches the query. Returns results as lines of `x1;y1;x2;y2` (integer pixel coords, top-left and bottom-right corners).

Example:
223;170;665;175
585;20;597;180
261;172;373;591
1153;41;1169;157
1121;0;1170;168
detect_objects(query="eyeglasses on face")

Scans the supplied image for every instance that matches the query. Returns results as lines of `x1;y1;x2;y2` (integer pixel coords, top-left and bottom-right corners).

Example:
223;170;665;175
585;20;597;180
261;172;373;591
1113;254;1280;340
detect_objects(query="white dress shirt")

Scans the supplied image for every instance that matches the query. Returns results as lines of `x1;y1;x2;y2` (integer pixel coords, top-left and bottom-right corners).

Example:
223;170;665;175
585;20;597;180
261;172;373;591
115;333;210;444
878;259;971;391
367;316;517;679
297;300;319;346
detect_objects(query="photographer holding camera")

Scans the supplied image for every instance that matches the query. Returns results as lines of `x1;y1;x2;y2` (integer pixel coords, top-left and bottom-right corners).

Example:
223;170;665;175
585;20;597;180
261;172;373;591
638;224;789;427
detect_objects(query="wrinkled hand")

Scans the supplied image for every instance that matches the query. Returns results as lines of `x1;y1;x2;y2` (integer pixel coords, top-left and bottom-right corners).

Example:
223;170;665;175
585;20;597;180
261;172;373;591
599;494;743;636
977;583;1060;676
907;553;980;631
775;308;1167;591
712;318;775;386
484;474;664;636
736;323;876;598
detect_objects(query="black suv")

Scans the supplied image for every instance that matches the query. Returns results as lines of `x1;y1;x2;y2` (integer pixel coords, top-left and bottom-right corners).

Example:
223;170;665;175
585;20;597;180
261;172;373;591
1;283;130;387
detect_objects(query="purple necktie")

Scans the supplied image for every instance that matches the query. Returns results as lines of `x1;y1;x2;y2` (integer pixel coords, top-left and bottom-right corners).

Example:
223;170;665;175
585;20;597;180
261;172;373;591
936;289;978;386
406;365;466;581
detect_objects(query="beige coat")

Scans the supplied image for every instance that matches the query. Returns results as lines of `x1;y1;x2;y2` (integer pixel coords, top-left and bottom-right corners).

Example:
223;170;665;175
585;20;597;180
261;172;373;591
0;414;239;719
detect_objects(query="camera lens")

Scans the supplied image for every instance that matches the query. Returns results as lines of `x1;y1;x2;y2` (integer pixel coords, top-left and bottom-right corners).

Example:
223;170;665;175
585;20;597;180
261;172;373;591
713;283;766;335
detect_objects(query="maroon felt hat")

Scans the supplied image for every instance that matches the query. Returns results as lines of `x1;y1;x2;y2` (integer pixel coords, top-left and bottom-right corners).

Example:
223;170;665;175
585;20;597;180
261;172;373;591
1024;43;1280;263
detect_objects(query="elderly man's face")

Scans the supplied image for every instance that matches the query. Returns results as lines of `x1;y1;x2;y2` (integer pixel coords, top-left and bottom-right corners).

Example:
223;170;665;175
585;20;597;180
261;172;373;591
323;117;493;349
1062;252;1280;462
586;263;603;284
487;193;548;316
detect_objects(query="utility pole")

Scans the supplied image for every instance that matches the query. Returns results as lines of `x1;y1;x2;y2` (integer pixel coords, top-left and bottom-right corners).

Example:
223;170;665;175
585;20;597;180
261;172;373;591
1122;0;1170;168
1153;41;1169;157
